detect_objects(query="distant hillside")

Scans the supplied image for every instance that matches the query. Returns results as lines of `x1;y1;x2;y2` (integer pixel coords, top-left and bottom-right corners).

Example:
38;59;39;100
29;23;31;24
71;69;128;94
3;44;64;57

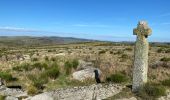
0;36;94;47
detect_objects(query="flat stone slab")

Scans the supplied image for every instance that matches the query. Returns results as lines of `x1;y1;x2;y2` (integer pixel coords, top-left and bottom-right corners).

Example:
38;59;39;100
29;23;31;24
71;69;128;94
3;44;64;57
26;83;124;100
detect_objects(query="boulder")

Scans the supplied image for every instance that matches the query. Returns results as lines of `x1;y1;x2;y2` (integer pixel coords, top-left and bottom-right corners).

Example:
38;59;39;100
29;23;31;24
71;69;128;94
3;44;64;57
26;83;124;100
116;97;137;100
30;94;53;100
5;96;18;100
72;68;101;81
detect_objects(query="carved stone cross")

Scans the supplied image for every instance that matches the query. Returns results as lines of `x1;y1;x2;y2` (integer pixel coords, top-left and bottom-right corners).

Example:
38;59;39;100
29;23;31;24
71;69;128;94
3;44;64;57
132;21;152;92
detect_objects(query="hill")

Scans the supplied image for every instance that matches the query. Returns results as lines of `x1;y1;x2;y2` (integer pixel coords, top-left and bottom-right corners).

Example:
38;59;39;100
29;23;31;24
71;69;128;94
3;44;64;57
0;36;94;47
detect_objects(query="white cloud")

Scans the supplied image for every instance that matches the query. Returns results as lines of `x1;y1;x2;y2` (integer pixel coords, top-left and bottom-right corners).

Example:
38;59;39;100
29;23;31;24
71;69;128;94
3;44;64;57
0;26;40;32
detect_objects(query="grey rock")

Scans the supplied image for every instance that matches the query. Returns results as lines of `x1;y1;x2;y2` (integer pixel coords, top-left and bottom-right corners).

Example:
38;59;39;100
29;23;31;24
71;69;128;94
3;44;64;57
30;94;53;100
72;68;101;81
0;86;28;98
116;97;137;100
28;83;123;100
5;96;18;100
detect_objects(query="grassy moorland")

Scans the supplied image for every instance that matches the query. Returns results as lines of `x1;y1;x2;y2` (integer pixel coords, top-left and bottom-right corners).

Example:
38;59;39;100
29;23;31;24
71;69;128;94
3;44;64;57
0;37;170;99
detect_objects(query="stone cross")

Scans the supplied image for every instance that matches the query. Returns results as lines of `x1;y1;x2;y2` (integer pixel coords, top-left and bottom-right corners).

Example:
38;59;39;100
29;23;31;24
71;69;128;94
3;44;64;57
132;21;152;92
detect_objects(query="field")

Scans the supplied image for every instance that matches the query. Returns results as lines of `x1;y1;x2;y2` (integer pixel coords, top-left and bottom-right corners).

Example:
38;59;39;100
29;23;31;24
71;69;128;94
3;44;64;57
0;38;170;99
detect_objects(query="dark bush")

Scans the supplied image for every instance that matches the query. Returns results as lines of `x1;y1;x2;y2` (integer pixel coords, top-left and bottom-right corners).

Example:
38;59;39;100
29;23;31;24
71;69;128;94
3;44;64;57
125;47;132;51
106;73;128;83
160;57;170;62
138;83;166;99
31;58;38;62
98;50;106;54
162;78;170;87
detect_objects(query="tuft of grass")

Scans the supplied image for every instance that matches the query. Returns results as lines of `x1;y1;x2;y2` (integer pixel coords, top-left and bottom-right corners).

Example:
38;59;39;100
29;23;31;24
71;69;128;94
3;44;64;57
98;50;106;54
44;63;60;79
13;63;31;71
137;83;166;99
162;78;170;87
27;85;39;95
64;59;79;75
32;62;48;70
0;71;16;82
31;58;38;62
106;73;128;83
0;95;5;100
27;74;48;89
160;57;170;62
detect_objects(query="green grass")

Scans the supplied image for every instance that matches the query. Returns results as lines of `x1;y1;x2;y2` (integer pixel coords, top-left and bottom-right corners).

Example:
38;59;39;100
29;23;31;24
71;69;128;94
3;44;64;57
137;83;166;100
0;95;5;100
27;74;48;89
43;63;60;79
0;71;16;82
162;78;170;87
106;73;128;83
64;59;79;75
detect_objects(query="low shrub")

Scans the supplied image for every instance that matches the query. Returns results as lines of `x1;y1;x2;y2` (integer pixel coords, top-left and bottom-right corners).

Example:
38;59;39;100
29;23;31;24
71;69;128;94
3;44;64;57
125;47;132;51
27;74;48;89
44;56;49;61
121;54;129;59
157;48;164;53
106;73;128;83
0;95;5;100
32;62;48;70
98;50;106;54
44;64;60;79
160;57;170;62
138;83;166;99
31;58;38;62
50;57;56;61
13;63;31;71
27;85;38;95
64;59;79;75
162;78;170;87
0;72;16;82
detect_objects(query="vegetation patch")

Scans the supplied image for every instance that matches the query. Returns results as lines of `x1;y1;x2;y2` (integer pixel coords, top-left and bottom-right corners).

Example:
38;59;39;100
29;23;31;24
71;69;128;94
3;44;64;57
162;78;170;87
64;59;79;75
0;71;16;82
106;73;128;83
160;57;170;62
137;83;166;99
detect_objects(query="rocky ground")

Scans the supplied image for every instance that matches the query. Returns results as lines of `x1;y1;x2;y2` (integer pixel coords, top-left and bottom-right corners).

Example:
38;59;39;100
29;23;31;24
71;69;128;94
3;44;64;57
0;42;170;100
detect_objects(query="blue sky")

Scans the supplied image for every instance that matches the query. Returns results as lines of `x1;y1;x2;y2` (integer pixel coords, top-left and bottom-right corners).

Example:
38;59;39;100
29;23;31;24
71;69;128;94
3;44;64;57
0;0;170;42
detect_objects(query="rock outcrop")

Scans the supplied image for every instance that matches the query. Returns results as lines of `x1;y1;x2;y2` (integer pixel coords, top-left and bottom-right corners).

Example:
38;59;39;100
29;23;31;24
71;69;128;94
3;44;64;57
0;85;28;99
72;68;101;81
26;83;124;100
